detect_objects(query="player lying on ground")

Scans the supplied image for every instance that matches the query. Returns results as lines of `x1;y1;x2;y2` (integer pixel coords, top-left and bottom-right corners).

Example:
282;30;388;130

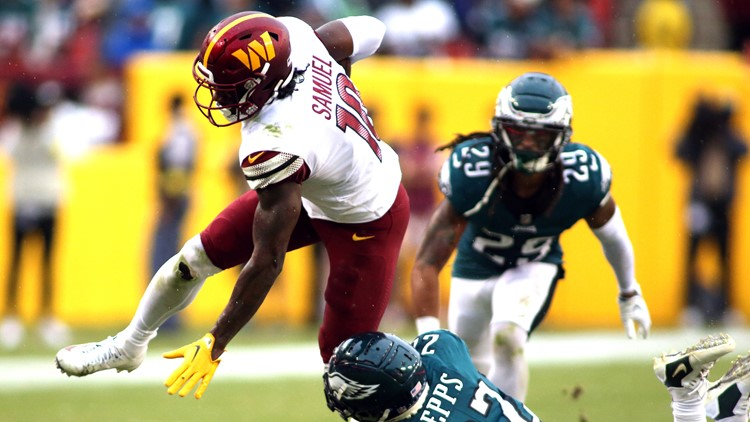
324;330;750;421
324;330;541;421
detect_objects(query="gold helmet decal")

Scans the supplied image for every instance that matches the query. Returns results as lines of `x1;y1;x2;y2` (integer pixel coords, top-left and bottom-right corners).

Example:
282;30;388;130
231;31;276;71
201;13;274;67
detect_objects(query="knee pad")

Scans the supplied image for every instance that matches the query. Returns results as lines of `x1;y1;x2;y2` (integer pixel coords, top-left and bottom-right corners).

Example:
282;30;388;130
174;235;222;281
490;322;528;358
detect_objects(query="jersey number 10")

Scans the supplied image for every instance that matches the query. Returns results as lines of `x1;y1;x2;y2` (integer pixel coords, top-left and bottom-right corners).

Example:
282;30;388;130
335;74;383;161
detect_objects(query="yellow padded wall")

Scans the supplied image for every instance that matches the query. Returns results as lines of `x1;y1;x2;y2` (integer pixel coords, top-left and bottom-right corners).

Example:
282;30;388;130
4;50;748;329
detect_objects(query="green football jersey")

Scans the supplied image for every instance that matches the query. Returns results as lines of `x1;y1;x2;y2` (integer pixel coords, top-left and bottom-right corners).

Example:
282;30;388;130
440;136;611;279
408;330;540;421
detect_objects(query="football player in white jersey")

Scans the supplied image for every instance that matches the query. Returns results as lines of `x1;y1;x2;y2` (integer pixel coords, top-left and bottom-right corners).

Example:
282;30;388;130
55;12;410;400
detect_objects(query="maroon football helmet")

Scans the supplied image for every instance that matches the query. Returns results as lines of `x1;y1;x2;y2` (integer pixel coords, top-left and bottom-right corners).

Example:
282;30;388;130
193;12;294;126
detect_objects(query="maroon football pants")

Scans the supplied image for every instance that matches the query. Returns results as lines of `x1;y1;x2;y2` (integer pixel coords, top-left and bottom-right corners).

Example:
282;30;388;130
199;184;410;362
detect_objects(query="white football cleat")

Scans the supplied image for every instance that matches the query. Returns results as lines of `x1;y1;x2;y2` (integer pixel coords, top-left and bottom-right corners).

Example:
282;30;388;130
706;352;750;421
55;335;145;377
654;333;736;401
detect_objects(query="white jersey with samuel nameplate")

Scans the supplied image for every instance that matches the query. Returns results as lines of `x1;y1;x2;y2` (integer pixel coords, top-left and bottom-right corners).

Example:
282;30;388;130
238;16;401;224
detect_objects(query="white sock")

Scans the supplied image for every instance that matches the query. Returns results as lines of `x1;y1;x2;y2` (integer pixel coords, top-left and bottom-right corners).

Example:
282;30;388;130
117;254;208;352
487;353;528;401
487;323;529;401
671;390;707;422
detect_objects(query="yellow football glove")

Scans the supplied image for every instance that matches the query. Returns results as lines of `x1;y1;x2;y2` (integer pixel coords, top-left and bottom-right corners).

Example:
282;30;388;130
163;333;221;399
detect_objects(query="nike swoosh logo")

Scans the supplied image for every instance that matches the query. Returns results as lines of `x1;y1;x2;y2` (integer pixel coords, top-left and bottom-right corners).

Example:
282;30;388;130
247;151;265;164
672;362;688;378
352;233;375;241
191;345;200;362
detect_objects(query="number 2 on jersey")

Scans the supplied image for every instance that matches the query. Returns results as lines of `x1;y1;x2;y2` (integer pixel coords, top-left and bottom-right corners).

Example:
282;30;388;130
335;74;382;161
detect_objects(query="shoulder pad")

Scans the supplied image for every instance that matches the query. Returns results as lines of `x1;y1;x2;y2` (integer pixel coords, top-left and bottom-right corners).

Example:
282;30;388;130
439;137;496;215
560;143;612;200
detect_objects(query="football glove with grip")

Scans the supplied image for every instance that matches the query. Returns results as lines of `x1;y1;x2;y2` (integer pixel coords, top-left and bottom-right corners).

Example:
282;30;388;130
618;294;651;339
163;333;221;399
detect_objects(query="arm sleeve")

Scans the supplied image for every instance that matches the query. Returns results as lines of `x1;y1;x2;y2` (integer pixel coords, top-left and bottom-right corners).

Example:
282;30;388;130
591;205;640;295
241;151;306;190
338;16;386;63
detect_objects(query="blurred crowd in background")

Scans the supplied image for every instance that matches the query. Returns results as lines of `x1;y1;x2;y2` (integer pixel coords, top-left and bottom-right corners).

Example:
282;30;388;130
0;0;747;151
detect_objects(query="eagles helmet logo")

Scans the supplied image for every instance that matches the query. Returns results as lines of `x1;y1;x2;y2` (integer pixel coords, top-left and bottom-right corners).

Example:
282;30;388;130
438;160;452;196
326;371;380;401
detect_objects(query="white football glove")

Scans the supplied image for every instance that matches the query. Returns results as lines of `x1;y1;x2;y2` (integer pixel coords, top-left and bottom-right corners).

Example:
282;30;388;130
415;316;441;335
618;294;651;339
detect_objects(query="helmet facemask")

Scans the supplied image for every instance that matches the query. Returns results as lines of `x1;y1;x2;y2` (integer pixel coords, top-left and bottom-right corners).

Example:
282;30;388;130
492;72;573;174
493;117;569;173
193;60;264;126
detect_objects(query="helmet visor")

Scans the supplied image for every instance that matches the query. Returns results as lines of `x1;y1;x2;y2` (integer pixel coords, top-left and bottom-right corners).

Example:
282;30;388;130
502;123;561;151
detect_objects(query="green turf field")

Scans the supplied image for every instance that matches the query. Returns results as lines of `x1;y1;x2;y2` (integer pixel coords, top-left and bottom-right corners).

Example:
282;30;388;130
0;325;736;421
0;362;678;422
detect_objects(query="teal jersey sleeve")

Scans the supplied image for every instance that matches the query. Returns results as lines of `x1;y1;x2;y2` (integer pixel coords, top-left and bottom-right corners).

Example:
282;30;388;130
438;137;498;216
558;142;612;215
407;330;540;421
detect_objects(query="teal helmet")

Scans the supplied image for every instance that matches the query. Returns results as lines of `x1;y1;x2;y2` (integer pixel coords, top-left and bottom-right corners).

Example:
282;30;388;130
492;72;573;174
323;332;428;422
